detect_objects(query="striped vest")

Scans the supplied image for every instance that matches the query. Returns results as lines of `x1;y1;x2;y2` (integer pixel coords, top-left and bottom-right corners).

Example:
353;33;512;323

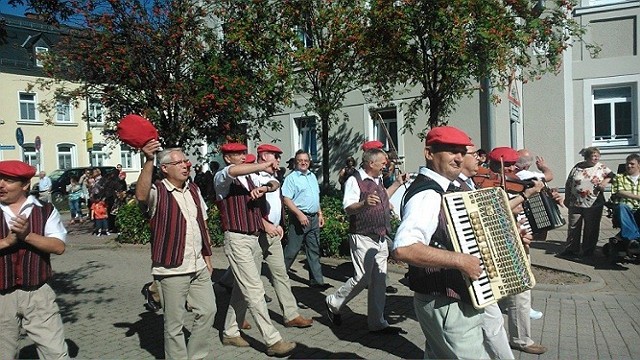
402;175;471;304
216;177;265;234
0;203;54;291
348;172;391;237
149;181;212;267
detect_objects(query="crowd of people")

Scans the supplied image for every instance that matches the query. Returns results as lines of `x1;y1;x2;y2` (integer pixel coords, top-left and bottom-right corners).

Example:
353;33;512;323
4;125;640;359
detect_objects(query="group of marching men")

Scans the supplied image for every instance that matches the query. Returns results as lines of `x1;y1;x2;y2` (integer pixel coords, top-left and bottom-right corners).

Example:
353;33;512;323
1;125;565;359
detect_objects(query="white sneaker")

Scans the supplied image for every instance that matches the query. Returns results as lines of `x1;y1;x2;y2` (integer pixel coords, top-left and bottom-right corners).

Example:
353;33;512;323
530;309;543;320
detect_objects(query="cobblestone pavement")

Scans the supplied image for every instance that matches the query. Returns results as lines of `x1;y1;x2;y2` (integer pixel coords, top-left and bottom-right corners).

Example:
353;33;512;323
16;207;640;359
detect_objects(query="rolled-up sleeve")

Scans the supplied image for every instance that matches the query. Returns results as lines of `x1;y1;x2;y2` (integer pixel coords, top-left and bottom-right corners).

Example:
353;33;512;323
393;190;441;251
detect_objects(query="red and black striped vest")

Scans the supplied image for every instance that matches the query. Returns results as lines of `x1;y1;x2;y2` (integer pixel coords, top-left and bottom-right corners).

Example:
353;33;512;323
402;175;471;304
216;176;265;234
149;181;213;267
348;172;391;237
0;203;54;291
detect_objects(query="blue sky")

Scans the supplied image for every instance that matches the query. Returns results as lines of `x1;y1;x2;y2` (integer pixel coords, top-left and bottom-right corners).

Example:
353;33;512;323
0;2;30;17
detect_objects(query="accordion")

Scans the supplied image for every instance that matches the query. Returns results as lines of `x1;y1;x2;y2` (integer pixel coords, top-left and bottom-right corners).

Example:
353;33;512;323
442;187;536;309
522;189;566;234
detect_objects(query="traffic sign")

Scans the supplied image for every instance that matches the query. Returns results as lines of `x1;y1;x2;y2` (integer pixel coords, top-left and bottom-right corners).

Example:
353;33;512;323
35;136;41;151
16;128;24;147
0;145;16;150
86;131;93;151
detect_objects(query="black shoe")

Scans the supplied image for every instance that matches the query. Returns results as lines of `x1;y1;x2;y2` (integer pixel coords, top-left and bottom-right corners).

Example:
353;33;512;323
325;300;341;326
264;294;273;303
369;326;404;335
141;283;161;312
557;249;578;258
385;286;398;294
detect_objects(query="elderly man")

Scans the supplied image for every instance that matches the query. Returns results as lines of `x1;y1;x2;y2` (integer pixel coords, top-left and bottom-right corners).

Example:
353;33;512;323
136;140;216;360
392;126;488;358
37;171;52;203
0;160;69;359
611;153;640;252
282;150;328;289
326;147;406;333
215;142;296;357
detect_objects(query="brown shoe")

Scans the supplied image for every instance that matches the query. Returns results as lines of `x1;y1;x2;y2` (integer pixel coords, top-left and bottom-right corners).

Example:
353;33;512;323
241;320;251;330
222;335;250;347
284;315;313;328
514;343;547;354
266;340;296;356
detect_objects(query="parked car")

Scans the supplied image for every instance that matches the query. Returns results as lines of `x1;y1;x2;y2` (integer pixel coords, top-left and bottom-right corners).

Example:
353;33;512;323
31;166;118;209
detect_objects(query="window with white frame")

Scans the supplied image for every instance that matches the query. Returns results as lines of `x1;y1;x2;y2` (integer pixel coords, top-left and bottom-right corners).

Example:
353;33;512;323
592;85;635;146
120;144;134;169
22;144;39;171
56;100;72;123
35;46;48;67
88;98;104;124
91;143;109;166
57;144;75;169
295;116;318;162
371;107;399;152
19;92;37;121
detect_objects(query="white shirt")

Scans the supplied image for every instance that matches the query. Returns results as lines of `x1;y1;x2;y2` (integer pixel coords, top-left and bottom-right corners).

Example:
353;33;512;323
38;176;52;192
214;164;253;200
455;173;477;190
147;179;208;276
342;168;382;209
254;171;282;225
393;167;451;251
516;169;545;181
0;195;67;242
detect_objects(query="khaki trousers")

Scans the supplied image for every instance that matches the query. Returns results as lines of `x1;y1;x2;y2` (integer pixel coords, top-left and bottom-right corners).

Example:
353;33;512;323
223;231;281;346
0;284;69;360
156;267;216;360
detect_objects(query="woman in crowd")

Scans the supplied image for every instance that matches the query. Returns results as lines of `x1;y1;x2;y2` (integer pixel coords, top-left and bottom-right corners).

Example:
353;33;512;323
67;176;84;223
338;156;357;191
561;147;614;257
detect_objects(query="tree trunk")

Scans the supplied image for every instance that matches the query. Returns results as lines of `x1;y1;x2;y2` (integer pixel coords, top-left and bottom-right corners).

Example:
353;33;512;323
321;113;330;191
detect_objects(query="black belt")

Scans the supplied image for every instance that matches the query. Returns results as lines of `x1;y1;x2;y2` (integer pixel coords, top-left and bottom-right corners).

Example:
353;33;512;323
39;190;50;193
301;212;318;217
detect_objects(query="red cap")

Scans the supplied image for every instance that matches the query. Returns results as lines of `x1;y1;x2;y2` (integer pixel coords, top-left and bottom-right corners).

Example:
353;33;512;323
362;140;384;151
117;114;159;149
425;126;473;146
244;154;256;163
257;144;283;154
488;147;519;163
0;160;36;179
220;143;247;153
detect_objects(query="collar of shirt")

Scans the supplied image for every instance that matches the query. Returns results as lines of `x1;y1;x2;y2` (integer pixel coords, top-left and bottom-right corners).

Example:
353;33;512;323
0;195;40;217
419;166;453;192
357;168;381;184
162;178;190;193
516;169;545;181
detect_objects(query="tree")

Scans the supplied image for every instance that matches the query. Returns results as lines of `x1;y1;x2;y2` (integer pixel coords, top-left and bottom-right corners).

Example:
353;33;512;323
36;0;294;149
366;0;592;132
281;0;371;189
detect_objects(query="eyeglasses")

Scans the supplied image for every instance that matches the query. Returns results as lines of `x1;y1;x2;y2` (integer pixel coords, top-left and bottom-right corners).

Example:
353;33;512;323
163;159;190;166
296;159;310;164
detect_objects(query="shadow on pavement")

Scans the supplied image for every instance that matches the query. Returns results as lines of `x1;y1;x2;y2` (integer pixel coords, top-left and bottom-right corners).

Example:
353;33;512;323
18;339;79;359
50;261;115;324
288;342;362;359
113;312;164;359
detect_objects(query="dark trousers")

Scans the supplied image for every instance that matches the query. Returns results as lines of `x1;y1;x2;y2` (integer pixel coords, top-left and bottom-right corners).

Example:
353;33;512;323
283;213;324;285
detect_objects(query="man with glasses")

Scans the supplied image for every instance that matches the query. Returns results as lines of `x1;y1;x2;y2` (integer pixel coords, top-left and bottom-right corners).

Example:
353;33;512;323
136;140;215;359
282;150;329;289
215;142;297;356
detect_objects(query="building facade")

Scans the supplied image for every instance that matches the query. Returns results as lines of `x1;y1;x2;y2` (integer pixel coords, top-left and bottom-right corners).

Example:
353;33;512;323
0;13;142;185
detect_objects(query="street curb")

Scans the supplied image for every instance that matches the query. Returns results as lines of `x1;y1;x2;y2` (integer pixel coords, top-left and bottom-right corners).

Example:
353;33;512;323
531;263;606;293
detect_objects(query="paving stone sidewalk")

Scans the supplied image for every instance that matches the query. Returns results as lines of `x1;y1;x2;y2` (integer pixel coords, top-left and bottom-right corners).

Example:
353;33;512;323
15;208;640;359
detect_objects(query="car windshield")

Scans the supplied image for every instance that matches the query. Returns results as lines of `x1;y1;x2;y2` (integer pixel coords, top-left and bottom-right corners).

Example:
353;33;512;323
48;169;66;181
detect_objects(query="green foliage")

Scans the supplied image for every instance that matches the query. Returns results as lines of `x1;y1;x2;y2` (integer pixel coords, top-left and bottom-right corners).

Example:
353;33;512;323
115;200;151;244
319;194;350;257
206;204;225;247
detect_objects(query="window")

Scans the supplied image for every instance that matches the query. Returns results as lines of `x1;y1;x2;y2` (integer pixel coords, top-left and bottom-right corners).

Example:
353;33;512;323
57;144;75;169
371;107;399;152
120;144;134;169
19;92;37;121
91;143;109;166
295;116;318;162
88;98;104;124
56;100;72;123
593;86;635;146
22;144;40;171
294;25;313;49
35;46;48;67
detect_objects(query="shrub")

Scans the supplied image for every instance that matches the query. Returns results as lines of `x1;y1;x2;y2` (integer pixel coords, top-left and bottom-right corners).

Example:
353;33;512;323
207;204;225;247
116;200;151;244
319;194;350;257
